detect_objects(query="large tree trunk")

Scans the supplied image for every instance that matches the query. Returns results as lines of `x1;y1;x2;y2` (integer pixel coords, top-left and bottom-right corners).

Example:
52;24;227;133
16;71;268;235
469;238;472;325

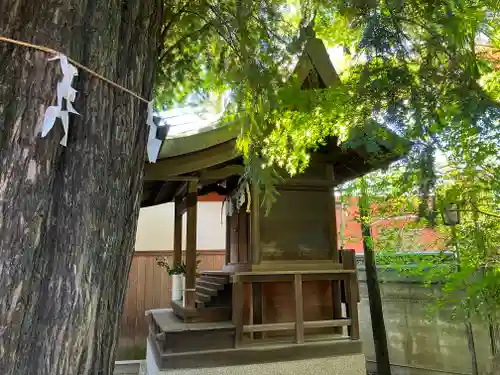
0;1;162;374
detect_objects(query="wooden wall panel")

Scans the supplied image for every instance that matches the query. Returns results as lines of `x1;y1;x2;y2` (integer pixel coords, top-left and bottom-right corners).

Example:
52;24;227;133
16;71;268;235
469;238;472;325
227;209;251;266
229;215;239;263
260;189;331;261
238;211;249;263
118;250;225;350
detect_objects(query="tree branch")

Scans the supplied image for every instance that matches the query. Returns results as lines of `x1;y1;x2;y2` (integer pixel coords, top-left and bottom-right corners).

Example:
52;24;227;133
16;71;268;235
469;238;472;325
470;202;500;219
182;8;243;60
159;1;190;50
159;23;212;64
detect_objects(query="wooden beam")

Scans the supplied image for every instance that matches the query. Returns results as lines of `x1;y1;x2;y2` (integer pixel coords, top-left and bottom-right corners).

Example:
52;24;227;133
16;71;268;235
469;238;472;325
153;182;174;205
173;196;182;267
234;269;355;283
243;322;294;333
235;269;354;276
250;183;261;265
163;176;199;182
242;319;351;333
173;182;188;200
177;196;189;218
251;260;343;272
200;164;245;181
303;319;351;329
144;140;238;181
294;274;304;344
185;181;198;309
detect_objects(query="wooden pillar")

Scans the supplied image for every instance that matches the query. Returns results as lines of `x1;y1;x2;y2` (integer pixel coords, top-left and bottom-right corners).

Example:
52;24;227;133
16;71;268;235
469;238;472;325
326;163;339;261
225;212;231;266
341;249;359;301
327;164;343;333
294;273;304;344
232;275;244;348
346;272;360;340
342;249;360;339
252;283;263;339
185;181;198;309
250;183;261;265
173;196;182;267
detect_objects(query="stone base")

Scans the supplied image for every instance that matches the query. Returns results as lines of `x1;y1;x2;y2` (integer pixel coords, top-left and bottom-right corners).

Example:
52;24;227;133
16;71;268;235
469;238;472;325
146;340;366;375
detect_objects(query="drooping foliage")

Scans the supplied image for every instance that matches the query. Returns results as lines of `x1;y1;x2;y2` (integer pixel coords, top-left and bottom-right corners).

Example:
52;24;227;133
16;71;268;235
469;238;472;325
314;0;500;220
155;0;500;212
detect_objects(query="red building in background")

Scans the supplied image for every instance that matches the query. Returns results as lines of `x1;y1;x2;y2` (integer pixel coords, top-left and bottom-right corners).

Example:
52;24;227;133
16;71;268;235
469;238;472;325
335;197;446;254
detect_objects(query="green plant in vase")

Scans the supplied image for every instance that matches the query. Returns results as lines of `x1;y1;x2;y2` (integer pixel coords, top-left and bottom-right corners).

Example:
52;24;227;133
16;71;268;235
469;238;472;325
167;263;186;276
156;257;186;303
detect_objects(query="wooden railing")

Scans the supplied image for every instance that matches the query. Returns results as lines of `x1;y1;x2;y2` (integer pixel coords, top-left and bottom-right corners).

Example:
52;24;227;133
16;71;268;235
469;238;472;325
231;253;360;347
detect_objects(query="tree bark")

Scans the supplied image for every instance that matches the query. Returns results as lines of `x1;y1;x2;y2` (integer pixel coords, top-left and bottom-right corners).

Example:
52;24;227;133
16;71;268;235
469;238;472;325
359;179;392;375
0;1;162;374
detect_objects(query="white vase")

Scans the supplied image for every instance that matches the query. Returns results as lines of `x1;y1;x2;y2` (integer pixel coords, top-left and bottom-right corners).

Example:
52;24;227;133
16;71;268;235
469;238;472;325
171;274;182;301
181;275;186;307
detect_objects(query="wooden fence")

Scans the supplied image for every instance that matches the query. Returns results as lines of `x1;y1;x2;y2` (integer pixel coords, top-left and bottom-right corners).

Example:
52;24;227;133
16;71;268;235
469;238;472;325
118;250;225;357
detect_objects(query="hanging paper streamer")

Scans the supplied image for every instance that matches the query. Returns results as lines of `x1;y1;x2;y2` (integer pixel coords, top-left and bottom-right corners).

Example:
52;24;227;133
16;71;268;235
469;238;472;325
146;101;163;163
41;54;79;146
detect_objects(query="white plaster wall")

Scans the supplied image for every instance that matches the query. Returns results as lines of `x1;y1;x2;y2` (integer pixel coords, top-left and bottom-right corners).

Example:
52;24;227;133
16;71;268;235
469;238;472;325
134;202;226;251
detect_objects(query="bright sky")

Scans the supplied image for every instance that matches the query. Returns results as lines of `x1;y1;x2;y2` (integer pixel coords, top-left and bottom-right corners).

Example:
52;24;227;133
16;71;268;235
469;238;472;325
159;45;349;138
328;46;349;73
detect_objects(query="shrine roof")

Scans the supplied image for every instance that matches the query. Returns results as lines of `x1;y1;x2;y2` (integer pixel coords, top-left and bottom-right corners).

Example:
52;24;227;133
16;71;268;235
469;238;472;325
141;37;410;207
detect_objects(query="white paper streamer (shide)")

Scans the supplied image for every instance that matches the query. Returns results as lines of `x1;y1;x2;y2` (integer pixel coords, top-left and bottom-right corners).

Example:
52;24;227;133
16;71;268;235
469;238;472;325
41;54;79;146
146;101;162;163
40;55;162;162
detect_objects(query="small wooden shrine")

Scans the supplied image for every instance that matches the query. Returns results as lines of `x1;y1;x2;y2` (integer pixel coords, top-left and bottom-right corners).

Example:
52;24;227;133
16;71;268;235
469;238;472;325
141;37;407;373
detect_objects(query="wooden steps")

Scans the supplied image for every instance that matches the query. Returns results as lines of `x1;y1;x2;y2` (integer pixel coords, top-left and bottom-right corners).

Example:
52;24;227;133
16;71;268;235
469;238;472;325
196;279;225;290
194;272;231;310
195;284;219;296
170;272;232;322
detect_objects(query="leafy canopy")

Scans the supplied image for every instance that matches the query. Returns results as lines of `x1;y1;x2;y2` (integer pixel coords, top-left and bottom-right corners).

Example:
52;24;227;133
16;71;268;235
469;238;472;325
155;0;500;211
